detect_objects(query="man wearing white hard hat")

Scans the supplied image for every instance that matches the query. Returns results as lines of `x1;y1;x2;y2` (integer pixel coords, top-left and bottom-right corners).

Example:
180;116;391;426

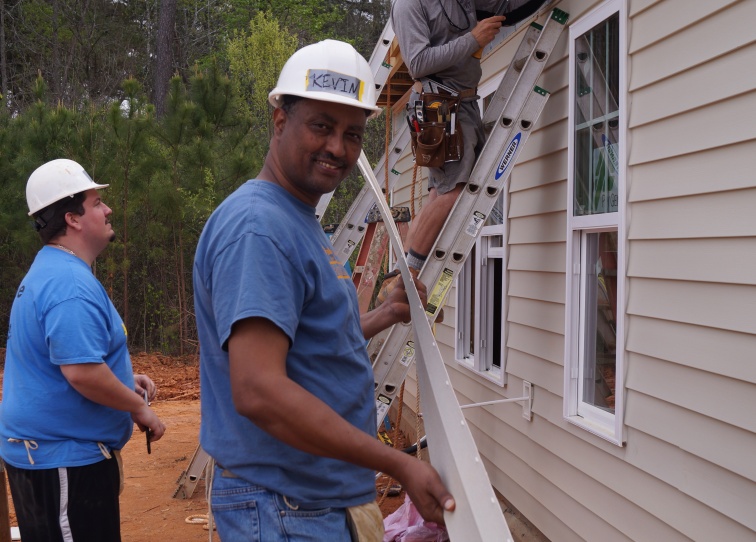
0;159;166;542
194;40;454;541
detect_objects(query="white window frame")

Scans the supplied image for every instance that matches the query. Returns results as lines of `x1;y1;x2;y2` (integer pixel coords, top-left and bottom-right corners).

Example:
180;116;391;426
564;0;627;445
455;224;508;386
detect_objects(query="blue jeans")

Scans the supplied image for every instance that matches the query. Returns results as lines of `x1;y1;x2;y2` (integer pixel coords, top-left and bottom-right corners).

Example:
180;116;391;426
210;467;352;542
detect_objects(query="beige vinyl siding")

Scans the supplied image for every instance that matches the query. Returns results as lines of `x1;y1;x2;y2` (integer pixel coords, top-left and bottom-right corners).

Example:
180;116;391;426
508;269;565;304
508;297;564;335
509;185;567;221
450;371;745;541
381;0;756;539
629;90;756;165
509;211;566;242
625;390;756;484
452;370;756;540
629;139;756;200
629;0;754;90
506;349;564;396
629;238;756;284
629;188;756;239
509;148;569;191
506;322;563;366
626;316;756;384
627;278;756;335
629;0;739;50
626;352;756;433
630;41;756;127
623;0;756;537
508;242;565;273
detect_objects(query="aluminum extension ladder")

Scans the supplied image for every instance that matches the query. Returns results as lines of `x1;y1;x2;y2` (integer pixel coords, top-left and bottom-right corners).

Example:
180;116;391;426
369;9;569;428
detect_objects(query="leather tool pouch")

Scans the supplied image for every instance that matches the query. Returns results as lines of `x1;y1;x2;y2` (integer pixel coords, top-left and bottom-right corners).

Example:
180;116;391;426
409;92;463;167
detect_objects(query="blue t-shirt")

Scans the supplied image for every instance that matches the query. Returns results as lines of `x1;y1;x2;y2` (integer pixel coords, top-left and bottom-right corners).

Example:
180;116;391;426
193;180;376;508
0;247;135;469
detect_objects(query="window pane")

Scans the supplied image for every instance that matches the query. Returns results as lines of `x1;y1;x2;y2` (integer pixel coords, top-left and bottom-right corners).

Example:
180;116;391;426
581;231;617;413
491;257;503;369
573;14;619;216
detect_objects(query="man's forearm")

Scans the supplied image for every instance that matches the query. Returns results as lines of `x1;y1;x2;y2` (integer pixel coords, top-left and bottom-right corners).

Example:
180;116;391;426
360;303;400;339
61;363;144;413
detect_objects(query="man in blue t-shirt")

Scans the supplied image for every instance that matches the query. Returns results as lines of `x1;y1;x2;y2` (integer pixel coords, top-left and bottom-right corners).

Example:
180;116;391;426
194;40;455;541
0;159;166;542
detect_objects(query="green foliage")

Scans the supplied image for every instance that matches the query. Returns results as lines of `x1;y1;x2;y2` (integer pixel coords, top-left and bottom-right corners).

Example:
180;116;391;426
0;61;258;354
227;12;297;139
0;4;394;354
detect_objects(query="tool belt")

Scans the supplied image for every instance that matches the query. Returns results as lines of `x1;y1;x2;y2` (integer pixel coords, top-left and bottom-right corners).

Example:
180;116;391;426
408;91;464;168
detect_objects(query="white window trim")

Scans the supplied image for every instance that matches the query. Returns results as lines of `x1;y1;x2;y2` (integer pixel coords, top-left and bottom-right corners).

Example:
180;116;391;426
455;223;508;387
564;0;627;446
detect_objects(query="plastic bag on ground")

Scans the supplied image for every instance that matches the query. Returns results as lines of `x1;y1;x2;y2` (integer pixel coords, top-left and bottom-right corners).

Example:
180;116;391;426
383;494;449;542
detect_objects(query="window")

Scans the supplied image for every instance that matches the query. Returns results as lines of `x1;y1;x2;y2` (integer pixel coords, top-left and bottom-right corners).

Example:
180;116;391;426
564;0;626;445
456;224;507;386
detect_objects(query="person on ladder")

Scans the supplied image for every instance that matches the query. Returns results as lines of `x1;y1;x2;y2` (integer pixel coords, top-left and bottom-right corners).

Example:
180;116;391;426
193;40;454;542
378;0;551;309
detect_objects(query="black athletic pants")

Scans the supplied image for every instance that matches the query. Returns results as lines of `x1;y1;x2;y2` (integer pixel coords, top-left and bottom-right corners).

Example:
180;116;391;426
5;456;121;542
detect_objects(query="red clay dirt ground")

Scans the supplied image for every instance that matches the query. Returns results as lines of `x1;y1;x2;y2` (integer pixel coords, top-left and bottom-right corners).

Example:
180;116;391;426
0;351;407;541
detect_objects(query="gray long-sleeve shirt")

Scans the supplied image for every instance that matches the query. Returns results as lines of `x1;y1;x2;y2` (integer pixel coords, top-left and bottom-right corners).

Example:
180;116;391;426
392;0;508;91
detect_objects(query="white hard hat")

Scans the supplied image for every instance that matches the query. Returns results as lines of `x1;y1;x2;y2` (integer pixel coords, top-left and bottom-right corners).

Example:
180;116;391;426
268;39;382;120
26;159;109;216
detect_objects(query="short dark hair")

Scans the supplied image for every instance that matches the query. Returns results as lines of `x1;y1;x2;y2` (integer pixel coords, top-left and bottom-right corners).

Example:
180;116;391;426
280;94;371;118
33;192;86;244
280;95;304;115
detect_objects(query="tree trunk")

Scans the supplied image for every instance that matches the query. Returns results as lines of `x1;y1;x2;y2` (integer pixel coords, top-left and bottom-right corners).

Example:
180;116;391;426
0;0;6;109
153;0;177;117
51;0;61;102
122;160;130;335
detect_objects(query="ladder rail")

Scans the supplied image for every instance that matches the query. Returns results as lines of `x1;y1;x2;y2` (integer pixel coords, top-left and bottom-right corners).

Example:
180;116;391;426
483;9;568;131
481;22;544;132
173;445;212;500
314;191;334;222
368;15;397;92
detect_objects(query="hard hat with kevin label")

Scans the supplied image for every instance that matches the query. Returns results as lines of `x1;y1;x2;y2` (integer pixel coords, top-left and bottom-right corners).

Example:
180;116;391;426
26;159;109;216
268;39;382;119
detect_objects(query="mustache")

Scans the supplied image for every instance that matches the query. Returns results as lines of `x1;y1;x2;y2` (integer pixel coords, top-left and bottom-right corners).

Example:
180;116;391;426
313;153;347;169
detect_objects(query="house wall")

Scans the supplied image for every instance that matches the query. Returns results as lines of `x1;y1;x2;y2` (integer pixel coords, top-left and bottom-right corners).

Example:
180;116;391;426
387;0;756;539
